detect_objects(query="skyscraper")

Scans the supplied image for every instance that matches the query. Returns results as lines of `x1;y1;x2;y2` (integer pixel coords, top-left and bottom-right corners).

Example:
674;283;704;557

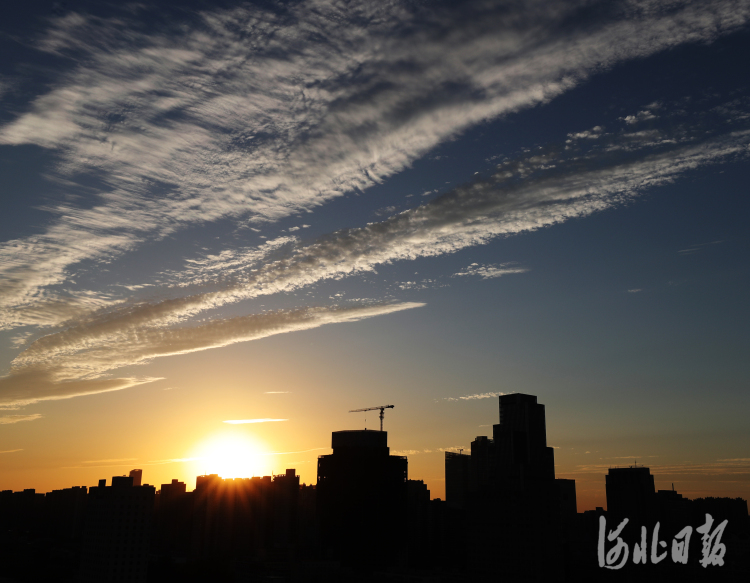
459;394;575;580
606;465;656;522
317;430;408;568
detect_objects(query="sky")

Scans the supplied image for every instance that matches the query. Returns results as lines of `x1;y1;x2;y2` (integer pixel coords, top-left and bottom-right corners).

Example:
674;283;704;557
1;0;749;511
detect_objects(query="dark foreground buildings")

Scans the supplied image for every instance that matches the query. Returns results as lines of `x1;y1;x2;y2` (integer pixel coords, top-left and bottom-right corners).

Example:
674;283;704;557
79;476;155;583
316;429;408;567
2;393;749;582
445;393;578;581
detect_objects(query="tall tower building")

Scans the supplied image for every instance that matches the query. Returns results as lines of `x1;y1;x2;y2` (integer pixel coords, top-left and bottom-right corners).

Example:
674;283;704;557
606;465;656;521
459;394;574;580
317;430;407;567
493;393;555;483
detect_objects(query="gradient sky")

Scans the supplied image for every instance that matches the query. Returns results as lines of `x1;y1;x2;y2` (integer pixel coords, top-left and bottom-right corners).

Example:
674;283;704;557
1;0;749;511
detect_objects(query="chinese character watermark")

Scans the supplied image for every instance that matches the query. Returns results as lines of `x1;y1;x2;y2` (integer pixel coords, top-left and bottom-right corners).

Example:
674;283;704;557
598;514;728;570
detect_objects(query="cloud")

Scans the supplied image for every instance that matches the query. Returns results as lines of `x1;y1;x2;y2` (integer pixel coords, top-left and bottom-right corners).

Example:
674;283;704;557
0;414;43;424
627;288;643;293
444;392;506;402
82;458;137;464
677;240;723;254
18;109;746;377
3;96;748;407
2;0;750;327
0;302;423;407
454;263;529;279
146;457;203;465
570;459;750;476
223;419;288;424
264;391;290;394
0;449;23;453
261;448;328;456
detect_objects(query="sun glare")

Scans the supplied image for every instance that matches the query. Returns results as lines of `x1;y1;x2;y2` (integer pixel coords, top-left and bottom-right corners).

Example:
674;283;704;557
193;433;268;479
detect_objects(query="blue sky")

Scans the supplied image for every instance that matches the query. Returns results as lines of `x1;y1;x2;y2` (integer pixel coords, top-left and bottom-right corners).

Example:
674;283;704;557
1;0;749;505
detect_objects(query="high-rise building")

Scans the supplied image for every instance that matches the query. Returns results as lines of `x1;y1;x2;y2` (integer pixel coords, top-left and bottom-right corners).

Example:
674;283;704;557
605;465;656;521
317;430;408;567
79;475;155;583
492;393;555;483
457;394;575;580
129;469;143;487
444;451;469;510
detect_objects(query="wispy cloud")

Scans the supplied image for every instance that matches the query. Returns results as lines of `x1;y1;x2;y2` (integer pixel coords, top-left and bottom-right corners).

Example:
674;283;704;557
1;0;748;328
677;240;723;255
1;10;749;412
264;391;290;394
0;414;42;424
146;457;203;465
223;419;288;424
82;458;137;464
262;448;328;456
454;263;529;279
3;99;749;407
0;448;23;453
444;392;506;402
0;302;423;407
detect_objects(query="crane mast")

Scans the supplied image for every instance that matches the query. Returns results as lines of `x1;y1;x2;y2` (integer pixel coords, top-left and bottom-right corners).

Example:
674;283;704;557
348;404;394;431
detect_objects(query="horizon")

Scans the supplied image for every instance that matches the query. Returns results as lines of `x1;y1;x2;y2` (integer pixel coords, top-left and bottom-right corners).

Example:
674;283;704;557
2;0;749;515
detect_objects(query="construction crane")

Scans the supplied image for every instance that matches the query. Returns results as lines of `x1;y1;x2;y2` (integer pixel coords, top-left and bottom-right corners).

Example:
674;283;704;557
349;405;394;431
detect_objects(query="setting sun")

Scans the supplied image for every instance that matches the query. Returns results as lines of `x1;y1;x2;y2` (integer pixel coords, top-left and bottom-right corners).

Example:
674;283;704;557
192;433;268;479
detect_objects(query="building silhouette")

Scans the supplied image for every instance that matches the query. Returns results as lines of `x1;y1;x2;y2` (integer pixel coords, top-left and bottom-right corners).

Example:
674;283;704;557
457;393;576;581
79;474;155;583
605;464;656;522
316;429;408;568
444;450;469;510
3;397;750;581
128;469;143;487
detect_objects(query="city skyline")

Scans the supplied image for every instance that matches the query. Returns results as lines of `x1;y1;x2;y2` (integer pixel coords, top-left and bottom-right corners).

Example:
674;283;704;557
2;0;749;511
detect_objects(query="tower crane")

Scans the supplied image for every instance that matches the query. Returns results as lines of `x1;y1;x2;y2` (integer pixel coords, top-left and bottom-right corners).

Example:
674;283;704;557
349;405;394;431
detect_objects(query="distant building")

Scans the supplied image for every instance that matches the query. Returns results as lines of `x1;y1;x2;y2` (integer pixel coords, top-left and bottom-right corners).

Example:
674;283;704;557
190;470;300;561
79;475;155;583
155;479;191;559
44;485;88;542
129;469;143;487
605;465;655;521
406;479;431;567
317;429;408;567
444;451;469;509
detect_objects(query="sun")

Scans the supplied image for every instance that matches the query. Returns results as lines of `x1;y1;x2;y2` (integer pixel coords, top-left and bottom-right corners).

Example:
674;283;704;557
193;433;268;479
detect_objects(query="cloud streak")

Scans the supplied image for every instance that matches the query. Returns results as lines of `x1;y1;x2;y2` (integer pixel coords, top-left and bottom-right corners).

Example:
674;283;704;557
444;392;507;402
2;0;749;327
0;414;42;424
454;263;529;279
3;95;749;408
0;302;423;407
223;419;288;424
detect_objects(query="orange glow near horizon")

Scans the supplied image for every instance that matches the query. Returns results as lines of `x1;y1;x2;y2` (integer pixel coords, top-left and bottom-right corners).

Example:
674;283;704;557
189;432;270;480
